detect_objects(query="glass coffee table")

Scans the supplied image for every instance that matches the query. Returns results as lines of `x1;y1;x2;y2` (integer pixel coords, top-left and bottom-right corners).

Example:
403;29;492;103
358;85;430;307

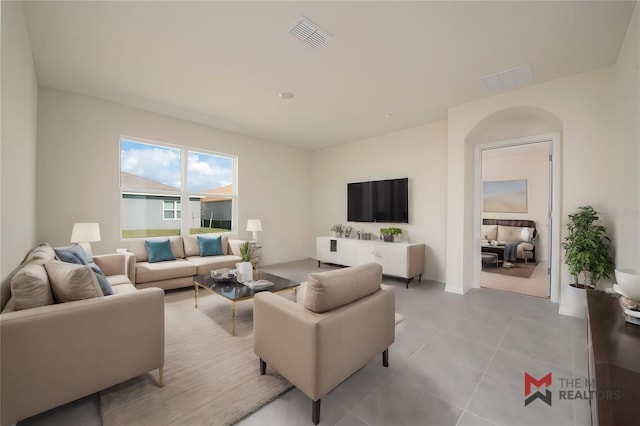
193;270;299;336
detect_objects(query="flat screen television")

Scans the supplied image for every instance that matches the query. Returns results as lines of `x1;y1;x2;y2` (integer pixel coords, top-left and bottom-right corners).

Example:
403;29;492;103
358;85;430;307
347;178;408;223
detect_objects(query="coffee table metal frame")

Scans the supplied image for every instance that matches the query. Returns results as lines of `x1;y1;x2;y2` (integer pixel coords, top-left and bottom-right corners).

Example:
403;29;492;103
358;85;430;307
193;270;299;336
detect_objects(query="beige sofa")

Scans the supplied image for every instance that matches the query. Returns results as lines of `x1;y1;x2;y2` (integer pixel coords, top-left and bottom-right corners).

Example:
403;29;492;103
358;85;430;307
0;244;164;426
482;218;537;262
125;234;245;290
253;263;395;425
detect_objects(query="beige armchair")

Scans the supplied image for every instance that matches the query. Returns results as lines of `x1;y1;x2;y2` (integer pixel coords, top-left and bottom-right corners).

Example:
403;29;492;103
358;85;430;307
253;263;395;425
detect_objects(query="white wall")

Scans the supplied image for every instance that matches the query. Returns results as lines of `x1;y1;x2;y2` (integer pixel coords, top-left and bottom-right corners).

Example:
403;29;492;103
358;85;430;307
36;88;312;266
614;0;639;271
1;1;39;284
482;142;550;260
310;121;448;282
447;63;635;317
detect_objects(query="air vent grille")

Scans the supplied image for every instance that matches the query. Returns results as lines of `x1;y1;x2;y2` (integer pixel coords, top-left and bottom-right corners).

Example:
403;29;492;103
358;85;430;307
481;64;533;92
289;17;331;48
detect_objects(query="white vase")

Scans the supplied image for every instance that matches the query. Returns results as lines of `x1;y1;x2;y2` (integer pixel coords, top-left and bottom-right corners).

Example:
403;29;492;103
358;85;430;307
236;262;253;283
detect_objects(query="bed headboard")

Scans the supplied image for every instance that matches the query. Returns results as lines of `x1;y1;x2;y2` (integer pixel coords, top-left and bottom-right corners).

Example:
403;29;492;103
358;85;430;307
483;218;536;229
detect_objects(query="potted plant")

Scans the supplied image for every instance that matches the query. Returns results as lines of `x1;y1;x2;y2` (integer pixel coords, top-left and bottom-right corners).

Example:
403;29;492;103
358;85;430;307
563;205;614;289
331;224;343;237
380;227;402;242
240;241;255;262
236;241;255;283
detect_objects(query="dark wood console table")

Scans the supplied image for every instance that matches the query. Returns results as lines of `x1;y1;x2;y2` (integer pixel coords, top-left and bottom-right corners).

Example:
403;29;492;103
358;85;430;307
586;289;640;425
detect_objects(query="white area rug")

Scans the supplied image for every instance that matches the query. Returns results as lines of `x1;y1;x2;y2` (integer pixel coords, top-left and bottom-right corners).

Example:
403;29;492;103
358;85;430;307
100;284;405;425
99;289;293;426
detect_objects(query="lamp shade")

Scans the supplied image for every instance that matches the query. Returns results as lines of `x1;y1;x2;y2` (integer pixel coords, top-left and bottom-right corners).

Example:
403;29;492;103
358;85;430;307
70;223;101;243
246;219;262;232
246;219;262;244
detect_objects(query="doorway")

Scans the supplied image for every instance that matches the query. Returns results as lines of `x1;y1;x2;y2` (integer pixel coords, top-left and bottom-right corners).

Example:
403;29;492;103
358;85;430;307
478;140;552;298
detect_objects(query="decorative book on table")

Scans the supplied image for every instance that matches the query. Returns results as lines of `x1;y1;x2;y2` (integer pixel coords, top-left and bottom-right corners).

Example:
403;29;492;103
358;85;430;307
243;280;274;290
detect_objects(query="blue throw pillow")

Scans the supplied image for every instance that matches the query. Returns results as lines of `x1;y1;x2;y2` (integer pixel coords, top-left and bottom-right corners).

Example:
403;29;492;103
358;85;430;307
89;262;113;296
197;235;223;257
55;245;91;265
145;239;176;263
55;246;113;296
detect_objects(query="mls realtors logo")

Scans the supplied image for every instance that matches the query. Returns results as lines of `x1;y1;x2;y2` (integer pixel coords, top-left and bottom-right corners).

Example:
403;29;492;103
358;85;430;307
524;372;552;406
525;371;621;406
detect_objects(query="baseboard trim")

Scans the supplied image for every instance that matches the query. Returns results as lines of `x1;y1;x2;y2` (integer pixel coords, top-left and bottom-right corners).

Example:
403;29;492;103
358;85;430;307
558;304;586;319
444;284;467;295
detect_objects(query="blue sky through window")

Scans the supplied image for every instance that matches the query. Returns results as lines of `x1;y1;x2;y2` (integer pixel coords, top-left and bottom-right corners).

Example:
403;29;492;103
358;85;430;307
188;151;233;193
121;140;233;192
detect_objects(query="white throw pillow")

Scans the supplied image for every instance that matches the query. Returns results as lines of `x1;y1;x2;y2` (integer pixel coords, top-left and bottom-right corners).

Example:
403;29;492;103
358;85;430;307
482;225;498;241
497;225;533;243
45;260;103;303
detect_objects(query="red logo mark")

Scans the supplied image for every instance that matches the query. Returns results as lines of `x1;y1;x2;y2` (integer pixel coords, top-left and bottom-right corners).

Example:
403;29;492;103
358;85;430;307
524;372;552;406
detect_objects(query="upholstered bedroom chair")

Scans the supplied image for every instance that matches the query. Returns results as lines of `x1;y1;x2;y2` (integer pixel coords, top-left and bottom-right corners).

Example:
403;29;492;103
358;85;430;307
253;263;395;424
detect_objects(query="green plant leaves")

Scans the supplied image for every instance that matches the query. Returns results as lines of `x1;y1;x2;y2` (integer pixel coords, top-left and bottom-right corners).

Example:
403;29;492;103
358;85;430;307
380;227;402;236
563;205;614;286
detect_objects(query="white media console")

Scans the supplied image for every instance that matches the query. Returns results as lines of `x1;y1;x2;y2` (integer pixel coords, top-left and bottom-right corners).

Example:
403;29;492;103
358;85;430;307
316;236;426;288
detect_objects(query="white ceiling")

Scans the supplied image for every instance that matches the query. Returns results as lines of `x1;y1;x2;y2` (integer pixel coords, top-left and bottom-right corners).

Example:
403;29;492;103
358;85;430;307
22;1;635;151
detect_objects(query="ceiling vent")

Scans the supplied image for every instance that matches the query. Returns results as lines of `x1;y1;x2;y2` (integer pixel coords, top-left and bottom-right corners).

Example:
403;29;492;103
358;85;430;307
481;64;533;92
289;17;332;48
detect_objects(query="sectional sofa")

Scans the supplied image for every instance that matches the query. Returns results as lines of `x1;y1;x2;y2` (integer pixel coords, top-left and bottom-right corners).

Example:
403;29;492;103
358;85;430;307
125;234;245;290
0;244;164;426
0;234;248;424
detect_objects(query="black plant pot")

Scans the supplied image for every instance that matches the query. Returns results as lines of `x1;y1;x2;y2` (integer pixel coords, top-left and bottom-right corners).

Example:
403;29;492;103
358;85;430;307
569;282;595;290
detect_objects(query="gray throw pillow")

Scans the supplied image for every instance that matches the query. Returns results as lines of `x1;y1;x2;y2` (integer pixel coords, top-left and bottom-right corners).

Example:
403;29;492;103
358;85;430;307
45;260;103;303
10;263;55;310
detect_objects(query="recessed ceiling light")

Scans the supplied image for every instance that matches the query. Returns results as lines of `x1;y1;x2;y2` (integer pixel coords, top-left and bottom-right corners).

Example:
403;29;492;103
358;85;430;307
384;113;393;118
278;92;294;100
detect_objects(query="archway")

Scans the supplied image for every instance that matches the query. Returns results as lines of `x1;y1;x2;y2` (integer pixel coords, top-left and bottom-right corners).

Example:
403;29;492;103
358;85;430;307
465;107;563;303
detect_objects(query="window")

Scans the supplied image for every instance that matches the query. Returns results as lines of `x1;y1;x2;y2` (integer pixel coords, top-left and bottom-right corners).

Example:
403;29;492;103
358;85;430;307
120;138;236;239
163;200;181;220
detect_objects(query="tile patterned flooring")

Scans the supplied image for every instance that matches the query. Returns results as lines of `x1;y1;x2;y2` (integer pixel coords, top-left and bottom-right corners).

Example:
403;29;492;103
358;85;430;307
18;259;590;426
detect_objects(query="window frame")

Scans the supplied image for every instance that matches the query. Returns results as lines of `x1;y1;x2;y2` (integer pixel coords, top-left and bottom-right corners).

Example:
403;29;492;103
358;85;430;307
119;136;238;239
162;200;181;221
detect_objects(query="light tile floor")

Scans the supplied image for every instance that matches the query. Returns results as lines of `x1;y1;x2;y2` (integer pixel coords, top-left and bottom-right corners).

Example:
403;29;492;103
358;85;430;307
17;259;590;426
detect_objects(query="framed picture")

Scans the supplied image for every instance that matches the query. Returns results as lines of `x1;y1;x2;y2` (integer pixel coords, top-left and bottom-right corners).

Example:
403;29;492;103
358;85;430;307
483;179;527;213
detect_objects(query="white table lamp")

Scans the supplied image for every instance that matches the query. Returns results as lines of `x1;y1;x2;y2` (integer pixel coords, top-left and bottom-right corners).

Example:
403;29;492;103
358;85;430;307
70;223;101;257
246;219;262;243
